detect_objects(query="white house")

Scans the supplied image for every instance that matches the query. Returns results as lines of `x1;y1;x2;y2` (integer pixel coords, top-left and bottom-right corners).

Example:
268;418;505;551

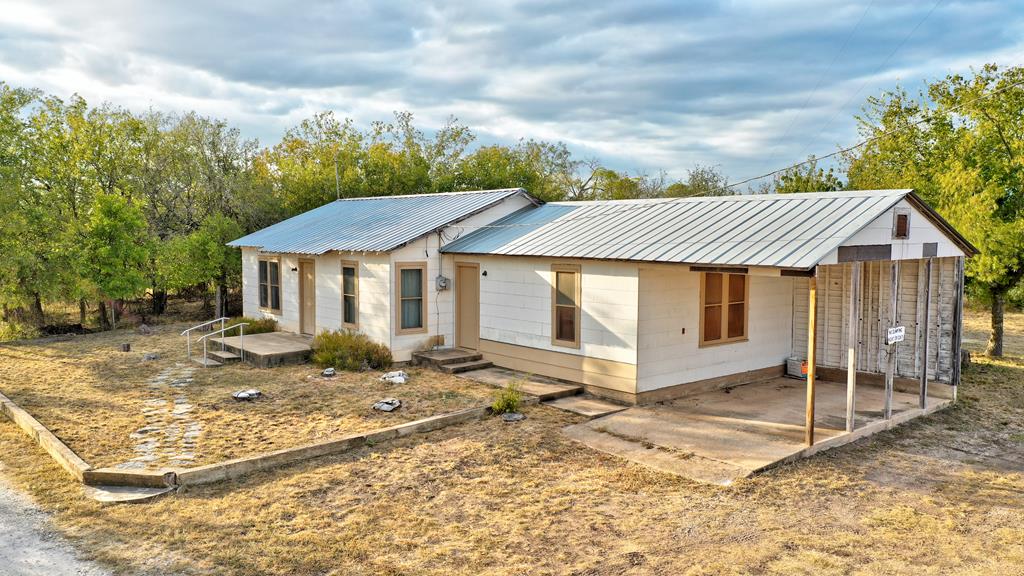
229;189;976;408
227;188;538;361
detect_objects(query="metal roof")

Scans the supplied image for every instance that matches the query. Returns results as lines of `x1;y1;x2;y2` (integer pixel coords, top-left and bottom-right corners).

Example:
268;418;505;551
228;189;532;255
441;189;972;269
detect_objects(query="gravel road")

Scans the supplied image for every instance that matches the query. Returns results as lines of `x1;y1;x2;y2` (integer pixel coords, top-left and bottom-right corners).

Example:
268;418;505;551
0;468;111;576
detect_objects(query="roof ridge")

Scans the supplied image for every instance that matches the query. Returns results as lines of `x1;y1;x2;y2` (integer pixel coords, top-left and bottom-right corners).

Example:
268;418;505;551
548;189;911;206
333;188;525;202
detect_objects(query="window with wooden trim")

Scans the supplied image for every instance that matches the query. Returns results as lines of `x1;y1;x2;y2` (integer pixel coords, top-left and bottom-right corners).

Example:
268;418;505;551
700;272;747;346
551;264;581;348
396;262;427;333
341;261;358;328
258;257;281;312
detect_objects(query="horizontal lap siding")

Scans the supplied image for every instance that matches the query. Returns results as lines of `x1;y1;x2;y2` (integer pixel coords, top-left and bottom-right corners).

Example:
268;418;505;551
637;266;794;392
473;256;639;365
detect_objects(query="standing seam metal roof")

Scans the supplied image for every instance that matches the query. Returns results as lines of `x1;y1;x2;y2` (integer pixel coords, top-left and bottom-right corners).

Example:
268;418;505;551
227;188;531;254
439;189;974;269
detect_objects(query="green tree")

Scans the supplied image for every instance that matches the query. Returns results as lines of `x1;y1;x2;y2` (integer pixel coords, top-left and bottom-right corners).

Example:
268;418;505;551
82;193;150;328
845;63;1024;356
767;156;843;194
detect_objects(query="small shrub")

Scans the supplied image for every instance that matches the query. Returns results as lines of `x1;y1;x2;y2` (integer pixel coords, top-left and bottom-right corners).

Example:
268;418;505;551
491;381;523;415
225;316;277;335
311;329;393;371
0;321;40;342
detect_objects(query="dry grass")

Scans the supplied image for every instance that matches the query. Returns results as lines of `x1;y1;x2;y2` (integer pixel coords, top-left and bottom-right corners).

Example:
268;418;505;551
0;314;1022;575
0;323;494;468
963;305;1024;357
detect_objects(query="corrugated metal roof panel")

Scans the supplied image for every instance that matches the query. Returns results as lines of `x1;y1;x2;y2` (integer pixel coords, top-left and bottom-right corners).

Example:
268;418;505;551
228;189;530;255
441;190;915;269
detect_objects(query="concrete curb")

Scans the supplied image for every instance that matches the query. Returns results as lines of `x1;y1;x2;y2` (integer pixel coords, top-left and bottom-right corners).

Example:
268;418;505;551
759;399;953;473
1;384;523;492
0;390;92;482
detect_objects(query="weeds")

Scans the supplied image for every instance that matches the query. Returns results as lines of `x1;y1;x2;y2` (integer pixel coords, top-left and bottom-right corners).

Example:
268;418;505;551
491;380;523;414
226;316;277;335
311;329;393;371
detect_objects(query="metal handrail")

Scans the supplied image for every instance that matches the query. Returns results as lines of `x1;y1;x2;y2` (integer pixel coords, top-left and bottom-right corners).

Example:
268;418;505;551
196;323;249;367
181;317;229;361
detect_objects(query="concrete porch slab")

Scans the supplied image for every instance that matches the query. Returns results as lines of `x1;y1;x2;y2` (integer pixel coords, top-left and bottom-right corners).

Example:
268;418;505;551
211;332;312;368
545;395;627;418
565;377;949;485
458;366;582;401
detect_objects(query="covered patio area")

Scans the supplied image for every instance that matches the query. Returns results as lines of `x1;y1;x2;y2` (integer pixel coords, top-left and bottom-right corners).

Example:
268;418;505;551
565;376;951;485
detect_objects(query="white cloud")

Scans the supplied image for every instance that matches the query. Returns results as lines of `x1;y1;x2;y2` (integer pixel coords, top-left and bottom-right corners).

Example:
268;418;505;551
1;0;1021;180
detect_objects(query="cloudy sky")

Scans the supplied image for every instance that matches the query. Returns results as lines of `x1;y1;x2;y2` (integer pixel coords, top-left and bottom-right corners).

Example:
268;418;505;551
1;0;1022;182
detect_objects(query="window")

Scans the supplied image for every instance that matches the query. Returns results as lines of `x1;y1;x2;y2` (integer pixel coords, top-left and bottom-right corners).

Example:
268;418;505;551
258;257;281;312
700;272;747;346
551;264;581;348
893;210;910;239
341;261;358;328
396;262;427;333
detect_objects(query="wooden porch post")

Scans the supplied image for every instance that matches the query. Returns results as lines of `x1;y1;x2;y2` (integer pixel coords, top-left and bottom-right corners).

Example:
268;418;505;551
806;271;818;446
846;262;861;433
883;260;900;420
919;258;932;409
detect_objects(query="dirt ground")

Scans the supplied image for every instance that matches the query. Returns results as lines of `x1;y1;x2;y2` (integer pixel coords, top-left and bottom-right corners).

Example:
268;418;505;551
0;323;494;468
0;312;1022;575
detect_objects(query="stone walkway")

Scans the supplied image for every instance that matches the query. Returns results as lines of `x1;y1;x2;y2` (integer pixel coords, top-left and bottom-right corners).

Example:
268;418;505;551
115;364;200;470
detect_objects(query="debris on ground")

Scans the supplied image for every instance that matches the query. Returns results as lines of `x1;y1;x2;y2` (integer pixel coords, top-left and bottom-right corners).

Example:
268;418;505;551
136;324;153;335
372;398;401;412
232;389;262;401
142;353;159;361
379;370;408;384
501;412;526;422
120;343;131;352
321;367;336;378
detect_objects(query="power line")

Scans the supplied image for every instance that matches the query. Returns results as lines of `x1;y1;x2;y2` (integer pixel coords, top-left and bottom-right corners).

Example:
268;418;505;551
762;0;876;171
447;71;1024;231
792;0;945;164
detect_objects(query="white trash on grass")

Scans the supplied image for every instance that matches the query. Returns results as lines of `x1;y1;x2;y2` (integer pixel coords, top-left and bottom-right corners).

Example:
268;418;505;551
379;370;408;384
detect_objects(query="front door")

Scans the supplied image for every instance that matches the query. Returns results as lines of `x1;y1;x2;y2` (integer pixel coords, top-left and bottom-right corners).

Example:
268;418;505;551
455;262;480;350
299;260;316;335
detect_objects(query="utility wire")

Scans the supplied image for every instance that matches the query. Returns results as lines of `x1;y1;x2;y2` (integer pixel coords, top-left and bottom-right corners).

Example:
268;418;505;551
792;0;944;164
447;72;1024;231
762;0;876;171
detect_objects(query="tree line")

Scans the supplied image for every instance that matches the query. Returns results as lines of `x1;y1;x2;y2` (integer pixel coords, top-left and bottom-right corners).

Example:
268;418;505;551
0;85;733;332
1;63;1020;354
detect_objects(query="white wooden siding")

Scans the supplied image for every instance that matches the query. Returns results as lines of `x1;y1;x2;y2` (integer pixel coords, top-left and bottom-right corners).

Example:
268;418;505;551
818;198;966;264
449;255;640;365
791;257;960;383
388;193;534;361
636;266;794;392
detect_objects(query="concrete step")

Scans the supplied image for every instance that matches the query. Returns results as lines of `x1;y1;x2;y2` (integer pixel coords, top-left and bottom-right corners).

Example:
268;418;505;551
439;359;494;374
191;357;223;368
544;395;627;419
458;366;583;401
413;349;483;366
208;350;241;362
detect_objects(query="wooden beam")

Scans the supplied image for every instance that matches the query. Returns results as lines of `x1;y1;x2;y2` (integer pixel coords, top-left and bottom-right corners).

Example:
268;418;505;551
846;262;861;432
884;260;900;419
919;258;932;409
951;256;965;400
806;273;818;446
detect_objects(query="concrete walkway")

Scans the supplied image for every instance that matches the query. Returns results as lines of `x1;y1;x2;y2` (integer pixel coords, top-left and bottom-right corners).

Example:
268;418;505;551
566;378;944;485
0;470;111;576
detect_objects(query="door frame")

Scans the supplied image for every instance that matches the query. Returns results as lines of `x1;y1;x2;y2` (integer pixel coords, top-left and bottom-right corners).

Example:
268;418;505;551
455;261;480;350
298;258;316;335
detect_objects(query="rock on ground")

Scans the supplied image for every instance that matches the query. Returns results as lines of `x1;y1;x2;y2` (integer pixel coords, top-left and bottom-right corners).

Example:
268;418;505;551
0;470;112;575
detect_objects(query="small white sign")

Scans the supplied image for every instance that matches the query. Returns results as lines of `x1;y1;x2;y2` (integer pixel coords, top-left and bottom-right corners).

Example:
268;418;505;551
886;326;906;345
